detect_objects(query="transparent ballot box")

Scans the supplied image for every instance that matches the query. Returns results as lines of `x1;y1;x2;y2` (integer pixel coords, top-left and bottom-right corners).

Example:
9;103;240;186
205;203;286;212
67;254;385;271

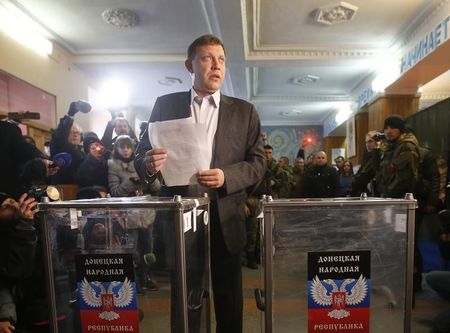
38;195;211;333
257;197;416;333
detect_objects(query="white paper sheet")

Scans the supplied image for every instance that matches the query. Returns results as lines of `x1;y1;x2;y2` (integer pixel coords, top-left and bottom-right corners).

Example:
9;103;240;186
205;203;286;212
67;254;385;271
148;117;211;186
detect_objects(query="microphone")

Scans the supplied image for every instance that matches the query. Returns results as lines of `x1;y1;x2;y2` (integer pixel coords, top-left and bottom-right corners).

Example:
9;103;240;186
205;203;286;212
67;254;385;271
50;152;72;169
143;252;156;266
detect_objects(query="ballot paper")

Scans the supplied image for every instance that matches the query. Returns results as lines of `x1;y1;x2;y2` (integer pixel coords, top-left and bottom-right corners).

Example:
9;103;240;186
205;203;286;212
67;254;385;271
148;117;211;186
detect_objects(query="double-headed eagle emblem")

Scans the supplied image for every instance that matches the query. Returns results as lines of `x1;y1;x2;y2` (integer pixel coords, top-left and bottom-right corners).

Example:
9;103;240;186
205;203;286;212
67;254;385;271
310;274;368;319
80;277;134;321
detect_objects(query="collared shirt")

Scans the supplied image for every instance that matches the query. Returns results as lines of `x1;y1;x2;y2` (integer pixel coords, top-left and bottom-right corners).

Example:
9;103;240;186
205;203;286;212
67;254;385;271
190;89;220;167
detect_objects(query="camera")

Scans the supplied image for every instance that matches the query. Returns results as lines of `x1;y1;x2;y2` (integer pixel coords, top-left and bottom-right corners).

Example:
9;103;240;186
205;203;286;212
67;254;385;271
27;185;60;202
372;132;386;141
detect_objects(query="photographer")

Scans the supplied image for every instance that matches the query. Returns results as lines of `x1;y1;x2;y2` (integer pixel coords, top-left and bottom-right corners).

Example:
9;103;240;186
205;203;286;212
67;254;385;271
101;109;138;152
49;100;91;184
74;132;110;190
0;192;38;333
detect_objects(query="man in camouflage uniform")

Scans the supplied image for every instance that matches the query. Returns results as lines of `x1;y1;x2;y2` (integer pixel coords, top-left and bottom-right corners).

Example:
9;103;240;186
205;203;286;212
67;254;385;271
291;157;305;197
244;145;278;269
263;145;285;198
375;115;419;198
278;156;293;198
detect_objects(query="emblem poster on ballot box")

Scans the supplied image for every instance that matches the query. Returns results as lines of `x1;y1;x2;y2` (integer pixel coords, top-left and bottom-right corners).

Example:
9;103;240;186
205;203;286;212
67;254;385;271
307;250;371;333
75;253;140;333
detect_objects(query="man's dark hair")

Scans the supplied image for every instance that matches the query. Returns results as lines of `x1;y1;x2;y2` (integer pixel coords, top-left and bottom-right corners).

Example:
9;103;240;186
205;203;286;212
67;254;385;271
187;34;226;60
264;145;273;150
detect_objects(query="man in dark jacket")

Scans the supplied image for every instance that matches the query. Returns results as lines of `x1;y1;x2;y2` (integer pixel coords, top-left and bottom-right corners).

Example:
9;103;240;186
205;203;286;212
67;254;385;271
50;101;90;184
0;120;44;199
301;151;339;198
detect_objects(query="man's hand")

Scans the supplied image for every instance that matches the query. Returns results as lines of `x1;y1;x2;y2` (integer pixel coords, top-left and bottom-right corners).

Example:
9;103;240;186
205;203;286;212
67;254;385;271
197;169;225;188
145;148;168;174
17;193;38;220
0;321;15;333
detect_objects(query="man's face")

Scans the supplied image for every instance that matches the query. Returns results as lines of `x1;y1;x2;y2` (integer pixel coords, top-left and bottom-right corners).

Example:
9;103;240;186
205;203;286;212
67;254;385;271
384;126;402;142
68;126;81;145
295;158;304;170
279;158;287;168
315;152;327;166
335;158;344;169
264;149;273;161
115;120;129;136
89;142;104;160
185;44;226;97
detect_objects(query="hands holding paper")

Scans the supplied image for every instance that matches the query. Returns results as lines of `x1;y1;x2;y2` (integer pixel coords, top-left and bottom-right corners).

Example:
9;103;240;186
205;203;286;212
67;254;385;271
145;148;168;174
145;148;224;188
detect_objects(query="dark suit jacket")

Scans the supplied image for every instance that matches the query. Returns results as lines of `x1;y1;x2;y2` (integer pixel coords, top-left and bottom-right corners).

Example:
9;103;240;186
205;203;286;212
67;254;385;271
135;91;266;254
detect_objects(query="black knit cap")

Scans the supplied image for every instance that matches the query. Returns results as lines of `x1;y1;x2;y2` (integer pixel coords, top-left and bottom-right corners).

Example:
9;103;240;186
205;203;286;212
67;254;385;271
384;115;405;133
83;132;103;154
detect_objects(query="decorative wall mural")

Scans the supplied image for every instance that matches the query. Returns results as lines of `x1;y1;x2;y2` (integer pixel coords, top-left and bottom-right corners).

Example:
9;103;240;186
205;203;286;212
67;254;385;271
262;126;323;164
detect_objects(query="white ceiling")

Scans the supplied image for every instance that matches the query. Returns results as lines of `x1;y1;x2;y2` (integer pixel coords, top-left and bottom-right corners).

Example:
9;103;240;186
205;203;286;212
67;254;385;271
7;0;450;130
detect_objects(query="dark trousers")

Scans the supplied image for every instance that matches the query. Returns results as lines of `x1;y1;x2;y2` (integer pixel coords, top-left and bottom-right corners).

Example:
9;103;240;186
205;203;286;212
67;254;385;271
210;202;243;333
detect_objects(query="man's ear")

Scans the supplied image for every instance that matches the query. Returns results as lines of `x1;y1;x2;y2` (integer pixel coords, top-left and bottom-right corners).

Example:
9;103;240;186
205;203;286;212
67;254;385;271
185;59;193;73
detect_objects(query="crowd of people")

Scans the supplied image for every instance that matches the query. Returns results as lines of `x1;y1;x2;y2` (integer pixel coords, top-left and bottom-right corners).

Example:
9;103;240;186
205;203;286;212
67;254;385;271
1;33;450;333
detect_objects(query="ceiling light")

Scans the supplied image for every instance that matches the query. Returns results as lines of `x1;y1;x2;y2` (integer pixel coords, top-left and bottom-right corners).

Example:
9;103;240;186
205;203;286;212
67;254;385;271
290;75;320;85
102;8;139;28
100;80;129;108
334;104;352;124
315;2;358;25
0;4;52;56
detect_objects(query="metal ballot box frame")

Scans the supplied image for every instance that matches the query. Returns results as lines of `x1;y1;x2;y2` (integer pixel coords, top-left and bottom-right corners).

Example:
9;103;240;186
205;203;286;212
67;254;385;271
258;196;416;333
38;195;211;333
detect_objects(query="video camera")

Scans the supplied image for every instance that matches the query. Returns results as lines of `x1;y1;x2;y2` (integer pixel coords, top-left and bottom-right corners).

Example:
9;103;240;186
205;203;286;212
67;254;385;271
27;185;60;202
372;132;386;141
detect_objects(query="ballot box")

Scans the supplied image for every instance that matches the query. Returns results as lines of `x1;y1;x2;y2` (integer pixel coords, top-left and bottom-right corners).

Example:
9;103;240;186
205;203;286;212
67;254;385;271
38;195;211;333
257;197;416;333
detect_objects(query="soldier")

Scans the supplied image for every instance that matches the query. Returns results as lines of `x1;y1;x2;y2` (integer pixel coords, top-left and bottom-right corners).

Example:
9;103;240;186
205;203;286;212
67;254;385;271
278;156;293;198
264;145;285;198
375;115;419;198
291;157;305;197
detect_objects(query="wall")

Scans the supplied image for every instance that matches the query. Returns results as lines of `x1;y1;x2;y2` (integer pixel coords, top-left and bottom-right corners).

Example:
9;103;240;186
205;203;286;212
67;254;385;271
0;32;104;133
262;125;323;164
407;97;450;159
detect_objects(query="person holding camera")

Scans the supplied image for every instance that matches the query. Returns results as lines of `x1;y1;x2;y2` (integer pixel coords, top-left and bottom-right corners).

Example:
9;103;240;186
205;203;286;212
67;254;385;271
74;132;110;190
101;109;138;152
0;192;38;333
50;100;91;184
376;115;420;198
